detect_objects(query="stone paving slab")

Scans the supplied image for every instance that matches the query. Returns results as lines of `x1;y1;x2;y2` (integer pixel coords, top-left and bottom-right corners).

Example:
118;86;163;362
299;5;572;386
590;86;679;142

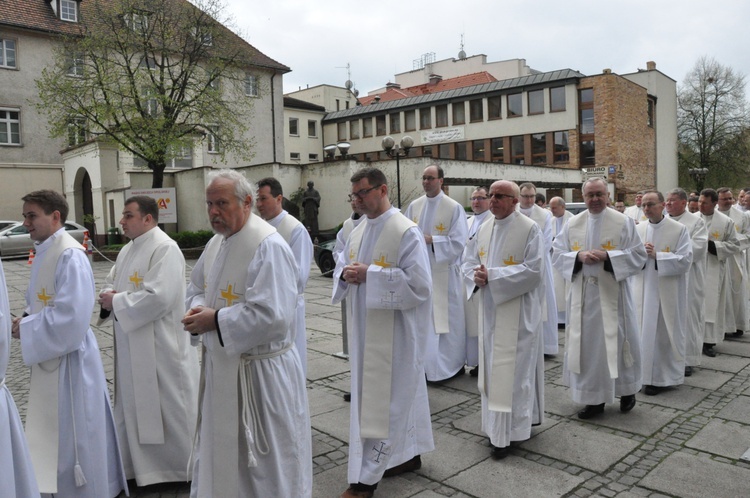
308;386;349;417
445;456;584;497
313;465;428;498
640;451;749;498
426;387;471;415
416;431;490;481
699;352;750;373
307;354;351;381
683;368;734;390
520;420;639;472
543;382;582;417
634;384;710;411
451;410;483;437
577;400;673;437
715;393;750;424
685;418;750;460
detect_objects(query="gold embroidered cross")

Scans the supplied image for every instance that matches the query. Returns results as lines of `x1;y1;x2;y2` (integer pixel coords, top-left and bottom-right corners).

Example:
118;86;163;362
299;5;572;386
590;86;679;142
434;222;447;235
129;270;144;288
601;240;616;250
220;283;241;307
37;288;53;307
711;231;720;240
661;246;671;253
349;248;356;261
571;241;582;251
479;246;487;259
373;255;392;268
503;255;520;265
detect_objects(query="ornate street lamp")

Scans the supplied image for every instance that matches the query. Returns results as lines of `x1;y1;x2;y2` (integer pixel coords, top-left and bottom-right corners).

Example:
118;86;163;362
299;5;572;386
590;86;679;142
381;135;414;209
688;167;709;192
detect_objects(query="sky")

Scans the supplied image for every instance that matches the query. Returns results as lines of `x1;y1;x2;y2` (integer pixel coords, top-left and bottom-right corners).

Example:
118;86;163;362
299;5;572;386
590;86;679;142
222;0;749;98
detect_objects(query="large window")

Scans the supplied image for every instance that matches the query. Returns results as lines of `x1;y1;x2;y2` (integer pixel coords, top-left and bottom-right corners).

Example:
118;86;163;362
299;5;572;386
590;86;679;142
580;109;594;134
472;140;486;161
419;108;431;129
510;135;525;164
469;99;483;122
435;104;448;127
337;122;347;141
390;113;401;133
438;143;451;158
362;117;372;137
60;0;78;22
508;93;522;117
1;39;17;68
350;120;360;139
67;116;86;146
531;133;546;164
288;118;298;136
404;110;416;131
207;125;220;153
308;120;317;137
579;88;595;166
550;87;566;112
376;115;386;136
455;142;467;160
0;109;21;145
491;137;504;162
528;90;544;115
67;51;84;77
580;140;595;166
244;74;259;97
554;131;569;163
647;98;655;127
452;102;465;124
488;96;502;119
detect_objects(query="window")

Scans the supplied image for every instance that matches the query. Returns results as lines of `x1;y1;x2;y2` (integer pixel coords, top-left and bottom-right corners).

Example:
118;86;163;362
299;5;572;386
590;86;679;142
510;135;524;164
207;125;220;153
309;153;319;162
376;115;386;136
0;109;21;145
455;142;467;160
435;104;448;127
67;116;86;146
192;26;213;47
647;98;655;127
469;99;483;122
452;102;465;125
508;93;522;117
140;56;157;70
580;109;594;134
337;122;347;141
579;88;595;166
244;74;258;97
67;51;84;77
390;113;400;134
142;87;158;117
60;0;78;22
528;90;544;115
472;140;486;161
531;133;546;164
290;152;300;161
125;12;149;32
308;120;317;137
488;96;501;119
438;143;451;158
580;88;594;103
491;137;504;162
580;140;595;166
419;108;431;129
288;118;298;136
362;117;372;137
0;39;16;68
550;87;566;112
404;110;416;131
422;145;433;157
554;131;569;163
349;120;360;140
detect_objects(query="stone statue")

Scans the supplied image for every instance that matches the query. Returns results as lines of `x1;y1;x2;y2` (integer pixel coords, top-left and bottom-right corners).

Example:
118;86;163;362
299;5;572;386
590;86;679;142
301;181;321;236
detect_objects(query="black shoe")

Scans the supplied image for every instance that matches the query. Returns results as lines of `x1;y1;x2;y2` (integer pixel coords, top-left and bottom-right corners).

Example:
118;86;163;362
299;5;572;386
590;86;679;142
685;366;693;377
490;445;510;460
703;345;716;357
344;392;351;402
577;403;605;419
383;455;421;477
469;366;479;377
620;395;636;412
544;354;556;360
644;385;660;396
734;330;744;338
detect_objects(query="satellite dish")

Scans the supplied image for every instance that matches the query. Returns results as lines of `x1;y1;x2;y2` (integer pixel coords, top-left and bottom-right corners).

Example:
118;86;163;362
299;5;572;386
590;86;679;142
345;80;353;90
353;88;359;97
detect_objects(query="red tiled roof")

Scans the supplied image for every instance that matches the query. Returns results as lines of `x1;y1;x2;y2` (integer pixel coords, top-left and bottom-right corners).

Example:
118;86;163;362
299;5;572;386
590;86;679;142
358;72;498;106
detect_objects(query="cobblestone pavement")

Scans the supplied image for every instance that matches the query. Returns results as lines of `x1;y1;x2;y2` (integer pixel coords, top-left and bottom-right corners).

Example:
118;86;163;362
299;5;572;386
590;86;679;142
3;256;750;497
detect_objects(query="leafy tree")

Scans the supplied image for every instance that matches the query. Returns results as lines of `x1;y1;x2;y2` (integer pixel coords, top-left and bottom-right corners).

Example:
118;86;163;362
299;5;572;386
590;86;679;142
36;0;260;188
677;56;750;191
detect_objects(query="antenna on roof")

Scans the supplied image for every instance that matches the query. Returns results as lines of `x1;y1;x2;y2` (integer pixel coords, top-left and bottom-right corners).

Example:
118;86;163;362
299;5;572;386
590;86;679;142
458;34;466;60
336;63;359;103
413;52;436;70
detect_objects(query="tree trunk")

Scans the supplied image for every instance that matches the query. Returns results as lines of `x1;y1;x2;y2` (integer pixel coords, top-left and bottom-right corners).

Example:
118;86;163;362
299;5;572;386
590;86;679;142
150;161;166;188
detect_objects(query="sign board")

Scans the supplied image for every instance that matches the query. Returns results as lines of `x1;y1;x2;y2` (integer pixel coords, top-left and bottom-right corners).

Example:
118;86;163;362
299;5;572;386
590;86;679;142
421;127;465;144
609;165;617;174
581;166;608;180
125;188;177;224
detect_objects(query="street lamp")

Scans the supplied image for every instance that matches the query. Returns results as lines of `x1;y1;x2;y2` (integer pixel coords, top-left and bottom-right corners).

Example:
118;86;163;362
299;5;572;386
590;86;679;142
382;135;414;209
688;167;709;192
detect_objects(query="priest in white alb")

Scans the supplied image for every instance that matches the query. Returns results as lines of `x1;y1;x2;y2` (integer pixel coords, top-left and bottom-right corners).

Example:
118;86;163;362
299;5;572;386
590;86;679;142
12;190;128;497
182;170;312;498
98;196;199;486
549;196;574;325
634;191;692;395
552;178;647;420
716;187;750;337
462;180;544;459
333;167;434;498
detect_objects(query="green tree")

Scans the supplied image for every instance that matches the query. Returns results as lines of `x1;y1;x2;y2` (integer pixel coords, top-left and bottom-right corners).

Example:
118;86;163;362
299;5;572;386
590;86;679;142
677;56;750;191
36;0;260;188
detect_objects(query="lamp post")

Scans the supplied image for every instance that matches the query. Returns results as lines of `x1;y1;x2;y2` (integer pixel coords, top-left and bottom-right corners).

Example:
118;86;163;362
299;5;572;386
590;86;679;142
381;135;414;209
688;167;709;192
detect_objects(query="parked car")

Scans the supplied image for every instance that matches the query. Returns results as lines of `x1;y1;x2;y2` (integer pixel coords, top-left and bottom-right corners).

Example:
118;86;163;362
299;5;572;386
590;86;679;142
565;202;587;215
314;238;336;277
0;221;89;258
0;220;17;231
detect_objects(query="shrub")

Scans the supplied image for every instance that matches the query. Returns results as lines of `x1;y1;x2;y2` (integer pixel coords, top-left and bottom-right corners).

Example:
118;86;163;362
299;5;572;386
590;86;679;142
167;230;215;249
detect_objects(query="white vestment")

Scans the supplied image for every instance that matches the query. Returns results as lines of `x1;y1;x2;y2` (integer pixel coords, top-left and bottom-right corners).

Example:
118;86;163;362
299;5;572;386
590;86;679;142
267;210;313;376
333;207;434;486
19;228;127;498
700;211;740;343
519;204;559;354
553;210;575;323
634;218;692;386
186;217;311;498
718;207;750;332
464;210;492;367
669;211;707;366
552;210;646;405
0;260;40;498
100;227;199;486
462;212;544;448
405;192;468;380
624;205;645;223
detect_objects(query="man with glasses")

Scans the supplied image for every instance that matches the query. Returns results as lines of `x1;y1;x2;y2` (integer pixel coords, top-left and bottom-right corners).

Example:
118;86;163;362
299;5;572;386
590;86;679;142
405;165;468;383
464;187;493;376
633;191;692;395
666;188;707;376
333;167;434;497
256;177;313;375
518;183;558;357
716;187;750;339
552;177;646;419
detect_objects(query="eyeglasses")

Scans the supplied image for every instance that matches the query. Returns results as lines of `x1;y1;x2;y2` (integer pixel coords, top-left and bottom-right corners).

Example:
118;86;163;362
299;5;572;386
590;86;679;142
422;176;437;181
520;194;536;199
470;196;488;202
489;193;515;201
347;185;381;202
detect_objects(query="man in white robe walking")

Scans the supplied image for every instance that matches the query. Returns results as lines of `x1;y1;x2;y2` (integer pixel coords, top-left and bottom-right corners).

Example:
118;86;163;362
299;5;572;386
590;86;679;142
624;191;646;223
666;188;708;377
405;164;468;382
256;177;313;376
182;170;312;498
333;167;434;497
634;191;692;395
552;178;647;419
462;180;544;459
716;187;750;338
12;190;127;497
98;196;199;486
549;197;574;325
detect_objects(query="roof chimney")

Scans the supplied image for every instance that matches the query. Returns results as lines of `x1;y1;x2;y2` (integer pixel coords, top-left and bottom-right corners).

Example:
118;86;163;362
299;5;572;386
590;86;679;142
646;61;656;71
385;82;401;90
602;68;612;74
372;95;381;104
429;74;442;85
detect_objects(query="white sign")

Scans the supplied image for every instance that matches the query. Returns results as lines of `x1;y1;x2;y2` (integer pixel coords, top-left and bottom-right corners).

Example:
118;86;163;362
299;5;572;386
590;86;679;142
125;188;177;223
421;127;465;144
581;166;608;180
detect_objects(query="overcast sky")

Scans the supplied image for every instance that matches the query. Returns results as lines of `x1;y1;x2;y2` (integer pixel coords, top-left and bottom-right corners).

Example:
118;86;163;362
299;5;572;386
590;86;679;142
223;0;749;97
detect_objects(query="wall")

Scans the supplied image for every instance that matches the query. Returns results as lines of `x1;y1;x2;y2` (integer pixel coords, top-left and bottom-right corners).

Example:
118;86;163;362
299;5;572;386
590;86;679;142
0;164;64;219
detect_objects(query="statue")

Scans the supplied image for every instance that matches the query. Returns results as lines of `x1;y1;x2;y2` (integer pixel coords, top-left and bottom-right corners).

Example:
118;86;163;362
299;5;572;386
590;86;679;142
301;181;321;236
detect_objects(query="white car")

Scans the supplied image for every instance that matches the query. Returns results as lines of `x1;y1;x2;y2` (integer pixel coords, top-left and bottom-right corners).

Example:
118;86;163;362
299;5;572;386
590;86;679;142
0;221;89;258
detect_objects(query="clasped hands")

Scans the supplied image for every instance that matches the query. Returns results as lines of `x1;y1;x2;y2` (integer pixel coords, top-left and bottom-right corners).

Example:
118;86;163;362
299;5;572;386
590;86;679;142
577;249;609;265
342;262;368;285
